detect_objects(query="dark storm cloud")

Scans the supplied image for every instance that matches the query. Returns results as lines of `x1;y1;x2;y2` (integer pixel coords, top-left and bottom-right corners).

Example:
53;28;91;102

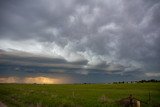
0;49;88;65
0;0;160;82
0;49;88;70
0;49;127;77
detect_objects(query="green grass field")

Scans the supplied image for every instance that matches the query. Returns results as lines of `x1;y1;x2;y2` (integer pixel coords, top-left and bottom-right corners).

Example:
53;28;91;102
0;83;160;107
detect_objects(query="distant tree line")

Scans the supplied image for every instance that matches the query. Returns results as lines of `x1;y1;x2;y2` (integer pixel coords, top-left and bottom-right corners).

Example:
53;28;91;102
112;79;160;84
138;79;160;83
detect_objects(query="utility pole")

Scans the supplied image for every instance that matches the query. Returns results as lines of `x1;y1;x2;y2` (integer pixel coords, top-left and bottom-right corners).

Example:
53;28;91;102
148;91;151;106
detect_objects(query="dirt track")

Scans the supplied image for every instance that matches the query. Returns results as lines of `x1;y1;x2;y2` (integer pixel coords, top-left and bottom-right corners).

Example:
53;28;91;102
0;101;7;107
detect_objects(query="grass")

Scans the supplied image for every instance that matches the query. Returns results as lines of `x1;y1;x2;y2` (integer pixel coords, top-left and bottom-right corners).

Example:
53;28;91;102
0;83;160;107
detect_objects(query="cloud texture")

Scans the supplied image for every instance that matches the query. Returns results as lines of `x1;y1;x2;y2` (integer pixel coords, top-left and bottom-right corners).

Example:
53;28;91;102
0;0;160;83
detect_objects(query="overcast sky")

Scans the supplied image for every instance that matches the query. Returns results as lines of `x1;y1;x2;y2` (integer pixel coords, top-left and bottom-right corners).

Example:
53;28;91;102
0;0;160;83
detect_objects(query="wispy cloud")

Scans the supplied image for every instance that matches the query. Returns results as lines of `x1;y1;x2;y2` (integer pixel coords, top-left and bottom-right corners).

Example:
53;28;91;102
145;72;160;77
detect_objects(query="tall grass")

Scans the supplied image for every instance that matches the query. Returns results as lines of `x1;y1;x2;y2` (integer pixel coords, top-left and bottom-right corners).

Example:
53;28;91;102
0;83;160;107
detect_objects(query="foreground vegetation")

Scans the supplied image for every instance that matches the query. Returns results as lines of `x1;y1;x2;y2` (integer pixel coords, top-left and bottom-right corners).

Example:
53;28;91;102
0;83;160;107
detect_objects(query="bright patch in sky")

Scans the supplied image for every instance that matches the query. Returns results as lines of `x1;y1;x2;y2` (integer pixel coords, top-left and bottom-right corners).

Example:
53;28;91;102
0;76;65;84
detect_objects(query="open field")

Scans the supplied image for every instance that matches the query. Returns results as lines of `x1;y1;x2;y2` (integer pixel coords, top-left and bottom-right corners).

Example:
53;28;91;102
0;83;160;107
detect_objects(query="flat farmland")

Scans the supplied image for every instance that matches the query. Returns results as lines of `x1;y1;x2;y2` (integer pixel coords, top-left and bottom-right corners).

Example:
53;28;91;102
0;83;160;107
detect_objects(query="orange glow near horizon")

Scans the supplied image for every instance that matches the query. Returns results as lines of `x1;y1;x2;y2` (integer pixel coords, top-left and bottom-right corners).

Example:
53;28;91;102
0;76;67;84
24;77;61;84
0;77;18;83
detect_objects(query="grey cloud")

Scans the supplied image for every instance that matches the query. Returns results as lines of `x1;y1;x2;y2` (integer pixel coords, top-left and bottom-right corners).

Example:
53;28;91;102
0;49;88;66
0;0;160;82
0;49;127;76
